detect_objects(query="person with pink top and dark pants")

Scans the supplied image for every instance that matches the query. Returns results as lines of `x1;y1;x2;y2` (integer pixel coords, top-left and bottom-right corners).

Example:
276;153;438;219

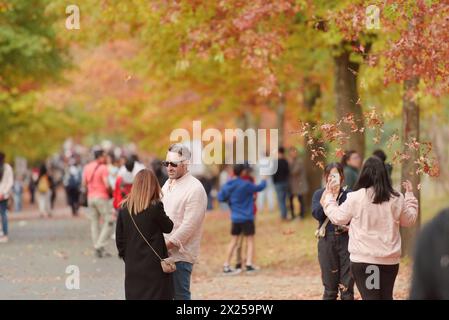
321;156;418;300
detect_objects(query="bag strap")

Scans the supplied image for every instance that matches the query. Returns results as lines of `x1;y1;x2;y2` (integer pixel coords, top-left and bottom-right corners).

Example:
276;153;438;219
87;163;101;187
128;210;163;262
319;217;330;233
319;189;343;233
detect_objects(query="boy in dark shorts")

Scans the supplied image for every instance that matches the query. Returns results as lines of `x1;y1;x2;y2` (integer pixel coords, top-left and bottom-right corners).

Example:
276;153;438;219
218;164;267;274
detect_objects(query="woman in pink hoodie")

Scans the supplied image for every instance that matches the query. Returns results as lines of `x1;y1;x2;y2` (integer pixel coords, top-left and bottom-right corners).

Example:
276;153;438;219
321;156;418;300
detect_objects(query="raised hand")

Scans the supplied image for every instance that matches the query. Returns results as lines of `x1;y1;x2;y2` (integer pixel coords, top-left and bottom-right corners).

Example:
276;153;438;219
402;180;413;193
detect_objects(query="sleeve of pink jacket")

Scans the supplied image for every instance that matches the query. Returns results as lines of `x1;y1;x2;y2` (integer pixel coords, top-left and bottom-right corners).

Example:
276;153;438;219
323;192;354;225
399;192;419;227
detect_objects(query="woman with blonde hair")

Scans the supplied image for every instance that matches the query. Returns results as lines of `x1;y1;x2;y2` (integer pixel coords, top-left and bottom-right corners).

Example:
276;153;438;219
116;169;174;300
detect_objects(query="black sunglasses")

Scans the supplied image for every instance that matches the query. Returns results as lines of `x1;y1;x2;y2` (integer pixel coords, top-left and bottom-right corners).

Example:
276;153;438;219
161;160;183;168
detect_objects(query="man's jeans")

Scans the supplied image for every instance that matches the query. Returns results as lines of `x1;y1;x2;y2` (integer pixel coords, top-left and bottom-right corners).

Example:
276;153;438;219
0;200;8;236
173;261;193;300
274;181;289;219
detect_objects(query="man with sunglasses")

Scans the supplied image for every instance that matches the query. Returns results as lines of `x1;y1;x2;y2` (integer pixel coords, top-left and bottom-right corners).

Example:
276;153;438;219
161;143;207;300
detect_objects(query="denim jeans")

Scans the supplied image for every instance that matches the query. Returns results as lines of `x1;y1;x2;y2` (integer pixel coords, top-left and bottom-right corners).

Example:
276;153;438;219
0;200;8;236
173;261;193;300
274;182;289;219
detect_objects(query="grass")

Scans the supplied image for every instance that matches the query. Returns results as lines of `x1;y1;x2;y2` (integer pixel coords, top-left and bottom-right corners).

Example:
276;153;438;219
200;190;448;275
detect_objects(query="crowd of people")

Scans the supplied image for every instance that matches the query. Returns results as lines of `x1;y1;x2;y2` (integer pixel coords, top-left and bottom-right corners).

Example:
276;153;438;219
0;144;447;300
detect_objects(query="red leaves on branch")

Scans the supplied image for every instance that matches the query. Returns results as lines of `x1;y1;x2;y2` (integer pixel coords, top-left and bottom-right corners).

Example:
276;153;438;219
161;0;298;97
332;0;449;96
298;107;440;178
383;0;449;95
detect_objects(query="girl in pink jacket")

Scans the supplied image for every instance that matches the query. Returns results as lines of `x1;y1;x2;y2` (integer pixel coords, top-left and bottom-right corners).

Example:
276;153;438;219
322;156;418;300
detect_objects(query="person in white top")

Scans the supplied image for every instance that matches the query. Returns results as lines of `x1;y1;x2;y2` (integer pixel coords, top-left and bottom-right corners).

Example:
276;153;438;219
161;143;207;300
0;152;14;243
117;154;146;178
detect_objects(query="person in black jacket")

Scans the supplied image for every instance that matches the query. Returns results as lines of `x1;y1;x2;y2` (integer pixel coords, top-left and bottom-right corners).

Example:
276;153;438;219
312;162;354;300
116;169;174;300
410;208;449;300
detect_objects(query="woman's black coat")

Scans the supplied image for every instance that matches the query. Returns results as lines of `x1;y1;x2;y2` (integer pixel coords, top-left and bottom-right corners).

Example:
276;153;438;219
116;201;174;300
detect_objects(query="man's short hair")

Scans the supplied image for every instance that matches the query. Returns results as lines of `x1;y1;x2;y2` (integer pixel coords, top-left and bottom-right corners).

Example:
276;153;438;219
168;143;191;160
233;164;246;176
94;149;105;160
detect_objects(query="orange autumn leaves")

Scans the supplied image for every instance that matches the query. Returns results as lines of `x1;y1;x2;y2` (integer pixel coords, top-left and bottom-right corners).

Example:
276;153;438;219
298;108;440;178
333;0;449;96
160;0;298;97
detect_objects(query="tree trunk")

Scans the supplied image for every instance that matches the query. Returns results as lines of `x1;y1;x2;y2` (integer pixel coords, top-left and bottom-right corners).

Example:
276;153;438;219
334;44;365;158
400;60;421;257
235;111;257;162
276;95;286;147
302;79;323;214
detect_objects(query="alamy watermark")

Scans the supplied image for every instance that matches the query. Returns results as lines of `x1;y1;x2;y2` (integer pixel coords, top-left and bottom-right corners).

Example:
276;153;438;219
366;5;380;30
65;265;80;290
170;121;279;175
365;265;380;290
66;4;80;30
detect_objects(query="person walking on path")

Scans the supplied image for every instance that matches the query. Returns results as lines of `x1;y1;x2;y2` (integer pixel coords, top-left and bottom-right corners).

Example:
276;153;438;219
218;164;266;275
82;149;114;258
255;151;276;213
322;156;418;300
116;169;174;300
36;164;54;218
63;158;82;216
273;147;290;221
312;162;354;300
0;152;13;243
340;150;362;190
161;143;207;300
13;175;24;213
287;147;309;220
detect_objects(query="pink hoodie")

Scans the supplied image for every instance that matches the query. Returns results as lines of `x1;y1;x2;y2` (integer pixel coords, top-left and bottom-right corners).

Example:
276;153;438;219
323;188;418;265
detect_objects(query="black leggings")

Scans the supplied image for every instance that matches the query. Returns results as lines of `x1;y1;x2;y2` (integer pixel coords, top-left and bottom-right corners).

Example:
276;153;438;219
350;262;399;300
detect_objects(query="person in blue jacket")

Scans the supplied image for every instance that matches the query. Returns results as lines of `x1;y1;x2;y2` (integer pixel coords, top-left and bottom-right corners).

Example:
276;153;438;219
218;164;267;274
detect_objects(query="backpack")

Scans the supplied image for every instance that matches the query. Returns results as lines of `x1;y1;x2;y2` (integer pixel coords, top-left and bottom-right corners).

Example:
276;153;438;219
37;176;50;193
67;172;80;189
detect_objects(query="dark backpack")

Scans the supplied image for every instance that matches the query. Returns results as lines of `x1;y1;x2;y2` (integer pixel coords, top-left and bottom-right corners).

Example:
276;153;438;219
67;173;80;189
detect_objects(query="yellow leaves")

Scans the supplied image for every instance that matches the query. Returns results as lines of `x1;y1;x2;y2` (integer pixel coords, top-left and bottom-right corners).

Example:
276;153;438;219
175;59;191;71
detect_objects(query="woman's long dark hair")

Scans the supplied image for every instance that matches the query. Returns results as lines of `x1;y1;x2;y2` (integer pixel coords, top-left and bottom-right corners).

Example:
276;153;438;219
354;156;399;204
38;164;47;179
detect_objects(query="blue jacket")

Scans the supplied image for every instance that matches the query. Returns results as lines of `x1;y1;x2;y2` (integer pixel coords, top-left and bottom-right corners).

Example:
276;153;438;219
217;178;266;223
312;187;350;233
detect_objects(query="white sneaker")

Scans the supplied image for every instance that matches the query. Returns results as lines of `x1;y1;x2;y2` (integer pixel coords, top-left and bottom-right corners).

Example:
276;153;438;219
0;236;9;243
223;265;242;276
